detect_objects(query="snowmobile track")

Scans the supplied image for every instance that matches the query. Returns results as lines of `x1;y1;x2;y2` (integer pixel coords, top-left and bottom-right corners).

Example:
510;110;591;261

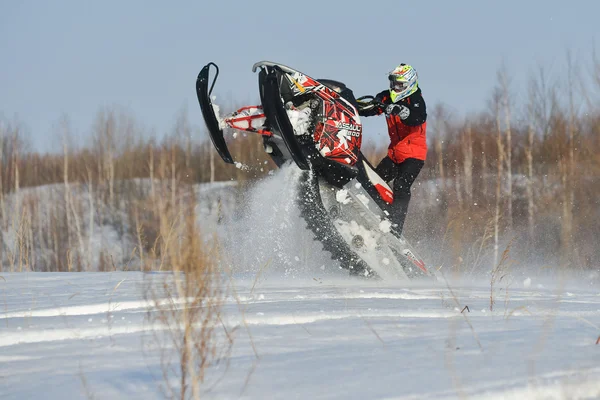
296;171;373;277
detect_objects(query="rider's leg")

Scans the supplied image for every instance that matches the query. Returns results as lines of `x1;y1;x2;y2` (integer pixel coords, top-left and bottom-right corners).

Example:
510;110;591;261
374;156;397;182
390;158;424;236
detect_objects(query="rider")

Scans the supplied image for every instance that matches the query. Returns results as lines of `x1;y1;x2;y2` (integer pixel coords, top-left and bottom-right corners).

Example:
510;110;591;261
357;64;427;237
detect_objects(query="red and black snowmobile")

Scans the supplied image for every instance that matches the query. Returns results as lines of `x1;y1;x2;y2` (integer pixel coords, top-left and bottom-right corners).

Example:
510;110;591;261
196;61;435;280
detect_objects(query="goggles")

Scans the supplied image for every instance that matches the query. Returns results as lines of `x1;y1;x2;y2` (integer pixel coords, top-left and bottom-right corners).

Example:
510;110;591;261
389;76;408;92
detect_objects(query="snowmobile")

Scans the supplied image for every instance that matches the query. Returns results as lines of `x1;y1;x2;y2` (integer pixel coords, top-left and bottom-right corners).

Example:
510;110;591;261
196;61;435;280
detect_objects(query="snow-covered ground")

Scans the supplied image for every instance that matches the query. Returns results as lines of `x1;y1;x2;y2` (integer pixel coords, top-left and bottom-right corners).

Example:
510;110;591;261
1;271;600;399
1;168;599;399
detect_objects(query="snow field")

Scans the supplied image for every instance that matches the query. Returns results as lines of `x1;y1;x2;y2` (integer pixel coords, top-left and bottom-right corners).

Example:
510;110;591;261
1;272;600;399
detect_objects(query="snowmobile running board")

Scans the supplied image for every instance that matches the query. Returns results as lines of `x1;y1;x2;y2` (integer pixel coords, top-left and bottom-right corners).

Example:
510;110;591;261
196;62;234;164
259;66;310;170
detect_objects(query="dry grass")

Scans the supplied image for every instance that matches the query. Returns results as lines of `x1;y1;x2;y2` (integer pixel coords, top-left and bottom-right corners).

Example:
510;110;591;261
141;178;232;400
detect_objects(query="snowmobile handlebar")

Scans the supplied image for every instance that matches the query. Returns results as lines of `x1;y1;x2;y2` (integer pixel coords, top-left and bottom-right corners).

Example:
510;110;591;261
356;95;385;108
355;95;387;114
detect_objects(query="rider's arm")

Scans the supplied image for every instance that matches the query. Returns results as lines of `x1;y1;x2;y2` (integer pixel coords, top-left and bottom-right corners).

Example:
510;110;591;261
398;90;427;126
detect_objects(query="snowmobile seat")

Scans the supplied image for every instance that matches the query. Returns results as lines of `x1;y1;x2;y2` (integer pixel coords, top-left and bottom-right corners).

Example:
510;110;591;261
318;79;348;94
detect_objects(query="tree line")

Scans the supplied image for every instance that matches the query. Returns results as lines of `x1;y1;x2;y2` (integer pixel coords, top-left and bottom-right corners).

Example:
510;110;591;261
0;54;598;273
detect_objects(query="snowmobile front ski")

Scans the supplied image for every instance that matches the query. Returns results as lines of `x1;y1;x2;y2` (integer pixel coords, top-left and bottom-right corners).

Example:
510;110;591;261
196;62;234;164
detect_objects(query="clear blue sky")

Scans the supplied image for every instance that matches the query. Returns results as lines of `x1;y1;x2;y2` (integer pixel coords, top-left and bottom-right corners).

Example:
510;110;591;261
1;0;598;152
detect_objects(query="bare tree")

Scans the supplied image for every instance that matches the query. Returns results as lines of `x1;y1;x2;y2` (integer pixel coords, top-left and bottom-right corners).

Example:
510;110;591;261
174;107;192;174
566;51;577;197
524;66;555;247
0;119;5;229
149;142;156;198
454;158;463;209
481;146;488;199
92;108;117;208
526;79;537;245
561;51;581;265
12;124;23;271
430;104;451;192
490;88;505;267
559;155;572;267
61;117;73;256
498;66;513;233
593;43;600;90
462;122;474;204
86;165;95;271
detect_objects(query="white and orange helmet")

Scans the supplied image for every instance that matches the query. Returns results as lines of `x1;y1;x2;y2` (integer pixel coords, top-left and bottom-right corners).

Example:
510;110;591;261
388;64;419;103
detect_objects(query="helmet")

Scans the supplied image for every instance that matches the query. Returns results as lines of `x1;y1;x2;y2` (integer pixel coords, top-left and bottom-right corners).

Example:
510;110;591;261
388;64;418;103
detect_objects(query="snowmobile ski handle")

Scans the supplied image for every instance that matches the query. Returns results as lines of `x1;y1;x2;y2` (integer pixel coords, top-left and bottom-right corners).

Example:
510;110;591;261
206;62;219;96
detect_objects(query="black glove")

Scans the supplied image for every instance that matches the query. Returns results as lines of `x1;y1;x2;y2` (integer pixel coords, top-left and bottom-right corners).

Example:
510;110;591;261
385;104;410;119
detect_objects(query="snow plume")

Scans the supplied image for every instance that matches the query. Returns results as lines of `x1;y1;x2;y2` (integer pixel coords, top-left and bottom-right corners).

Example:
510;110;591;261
234;162;249;171
286;108;312;136
210;96;227;129
220;164;346;280
335;189;351;205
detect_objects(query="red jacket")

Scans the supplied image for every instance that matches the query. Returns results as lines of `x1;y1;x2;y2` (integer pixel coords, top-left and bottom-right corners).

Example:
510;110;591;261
360;88;427;164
